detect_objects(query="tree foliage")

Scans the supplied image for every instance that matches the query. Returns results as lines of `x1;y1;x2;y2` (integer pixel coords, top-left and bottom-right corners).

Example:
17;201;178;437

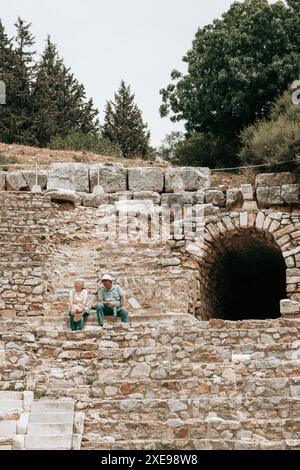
240;88;300;168
160;0;300;166
102;80;151;158
0;19;99;147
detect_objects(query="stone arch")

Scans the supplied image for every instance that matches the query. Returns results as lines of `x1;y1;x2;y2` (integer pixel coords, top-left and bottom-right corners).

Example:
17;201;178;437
186;211;300;321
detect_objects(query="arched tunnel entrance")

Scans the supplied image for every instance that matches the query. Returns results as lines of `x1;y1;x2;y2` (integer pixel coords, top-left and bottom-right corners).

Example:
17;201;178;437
198;230;287;321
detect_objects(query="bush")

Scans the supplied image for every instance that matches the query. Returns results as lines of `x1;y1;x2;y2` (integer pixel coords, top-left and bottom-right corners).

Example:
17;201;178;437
161;132;240;168
49;132;121;157
240;90;300;170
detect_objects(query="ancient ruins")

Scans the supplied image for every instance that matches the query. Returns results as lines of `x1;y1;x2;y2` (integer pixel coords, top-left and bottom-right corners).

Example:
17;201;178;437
1;163;300;450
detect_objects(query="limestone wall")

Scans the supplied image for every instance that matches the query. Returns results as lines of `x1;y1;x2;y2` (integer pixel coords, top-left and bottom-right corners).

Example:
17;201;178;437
1;168;300;321
1;165;300;209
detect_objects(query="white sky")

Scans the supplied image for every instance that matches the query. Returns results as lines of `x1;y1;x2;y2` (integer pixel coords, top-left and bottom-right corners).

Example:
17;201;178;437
3;0;242;146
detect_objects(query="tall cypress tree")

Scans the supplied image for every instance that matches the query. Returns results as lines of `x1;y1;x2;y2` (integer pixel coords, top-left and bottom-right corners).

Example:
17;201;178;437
0;20;13;141
0;19;36;144
31;36;99;147
102;80;151;158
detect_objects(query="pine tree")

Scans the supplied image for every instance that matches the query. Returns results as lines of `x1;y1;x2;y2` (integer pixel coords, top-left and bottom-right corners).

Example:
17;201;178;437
102;80;151;158
0;20;13;118
31;36;99;147
0;18;36;144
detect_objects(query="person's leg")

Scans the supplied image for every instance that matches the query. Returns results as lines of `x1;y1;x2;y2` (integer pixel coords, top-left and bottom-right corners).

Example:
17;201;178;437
69;313;76;331
83;308;90;326
96;303;105;326
104;306;115;317
75;317;84;331
117;308;129;323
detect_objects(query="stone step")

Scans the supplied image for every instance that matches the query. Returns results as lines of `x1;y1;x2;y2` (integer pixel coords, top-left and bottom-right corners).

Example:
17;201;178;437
25;434;73;450
0;391;23;400
2;317;300;332
45;344;300;365
0;400;23;412
27;422;73;435
0;420;17;434
0;445;13;450
81;396;300;421
81;437;300;450
83;417;300;442
91;360;300;381
35;376;300;401
30;401;74;413
29;412;74;424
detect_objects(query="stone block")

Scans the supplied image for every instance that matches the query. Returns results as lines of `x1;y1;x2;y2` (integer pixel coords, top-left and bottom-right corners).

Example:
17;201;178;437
241;184;254;200
268;186;284;205
132;191;161;204
90;164;127;193
165;167;210;193
280;299;300;316
161;191;205;205
0;172;5;191
255;172;296;187
45;189;81;205
281;184;300;204
242;200;258;211
81;193;109;208
256;187;268;207
128;168;164;192
6;172;28;191
47;164;89;192
226;189;243;209
25;435;72;450
23;391;34;412
109;192;132;203
17;412;29;434
205;190;225;207
73;412;85;435
22;171;48;190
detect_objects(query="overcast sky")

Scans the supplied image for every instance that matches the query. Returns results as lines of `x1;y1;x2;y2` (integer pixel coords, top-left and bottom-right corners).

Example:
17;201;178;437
3;0;239;146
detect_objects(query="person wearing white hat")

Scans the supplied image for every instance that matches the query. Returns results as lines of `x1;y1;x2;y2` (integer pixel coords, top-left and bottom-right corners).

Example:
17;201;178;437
96;274;129;327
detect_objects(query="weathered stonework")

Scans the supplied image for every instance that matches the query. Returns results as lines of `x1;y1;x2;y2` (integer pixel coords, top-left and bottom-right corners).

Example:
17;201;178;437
1;168;300;450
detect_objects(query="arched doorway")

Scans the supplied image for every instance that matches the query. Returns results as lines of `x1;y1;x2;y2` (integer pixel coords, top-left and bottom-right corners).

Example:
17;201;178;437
207;232;286;320
195;227;287;321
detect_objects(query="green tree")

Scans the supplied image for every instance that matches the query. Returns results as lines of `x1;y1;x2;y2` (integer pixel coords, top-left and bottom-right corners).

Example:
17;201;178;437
0;18;36;144
31;37;99;147
102;80;151;158
160;0;300;166
240;88;300;168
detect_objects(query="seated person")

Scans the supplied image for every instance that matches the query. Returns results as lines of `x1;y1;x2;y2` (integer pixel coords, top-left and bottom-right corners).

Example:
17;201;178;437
96;274;129;328
69;279;90;331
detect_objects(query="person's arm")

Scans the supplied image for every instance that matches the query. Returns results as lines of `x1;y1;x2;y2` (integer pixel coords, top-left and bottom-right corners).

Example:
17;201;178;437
69;290;75;313
81;289;88;307
120;294;126;309
98;288;110;305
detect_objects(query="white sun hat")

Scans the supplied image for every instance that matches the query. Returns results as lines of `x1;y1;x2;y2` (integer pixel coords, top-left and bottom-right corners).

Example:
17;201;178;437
101;274;113;281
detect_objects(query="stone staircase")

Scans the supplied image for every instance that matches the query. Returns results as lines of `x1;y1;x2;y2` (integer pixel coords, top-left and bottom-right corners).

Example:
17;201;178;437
1;316;300;449
25;399;82;450
45;239;191;319
0;391;81;450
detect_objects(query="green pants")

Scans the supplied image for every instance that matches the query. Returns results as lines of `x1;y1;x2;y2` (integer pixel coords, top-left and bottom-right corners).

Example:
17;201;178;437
96;303;129;326
69;309;90;331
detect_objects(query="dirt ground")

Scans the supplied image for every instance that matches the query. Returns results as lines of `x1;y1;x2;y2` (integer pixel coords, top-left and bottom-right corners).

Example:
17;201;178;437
0;142;257;189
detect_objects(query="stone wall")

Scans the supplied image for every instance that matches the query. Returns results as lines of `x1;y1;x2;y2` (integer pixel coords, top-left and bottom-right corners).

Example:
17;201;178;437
1;168;300;321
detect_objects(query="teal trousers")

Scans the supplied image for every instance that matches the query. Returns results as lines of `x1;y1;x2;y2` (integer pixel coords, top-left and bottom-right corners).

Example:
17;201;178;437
69;309;90;331
96;303;129;326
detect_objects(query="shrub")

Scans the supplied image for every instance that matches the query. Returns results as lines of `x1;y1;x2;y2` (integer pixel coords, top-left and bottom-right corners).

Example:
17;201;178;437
240;90;300;170
49;132;121;157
